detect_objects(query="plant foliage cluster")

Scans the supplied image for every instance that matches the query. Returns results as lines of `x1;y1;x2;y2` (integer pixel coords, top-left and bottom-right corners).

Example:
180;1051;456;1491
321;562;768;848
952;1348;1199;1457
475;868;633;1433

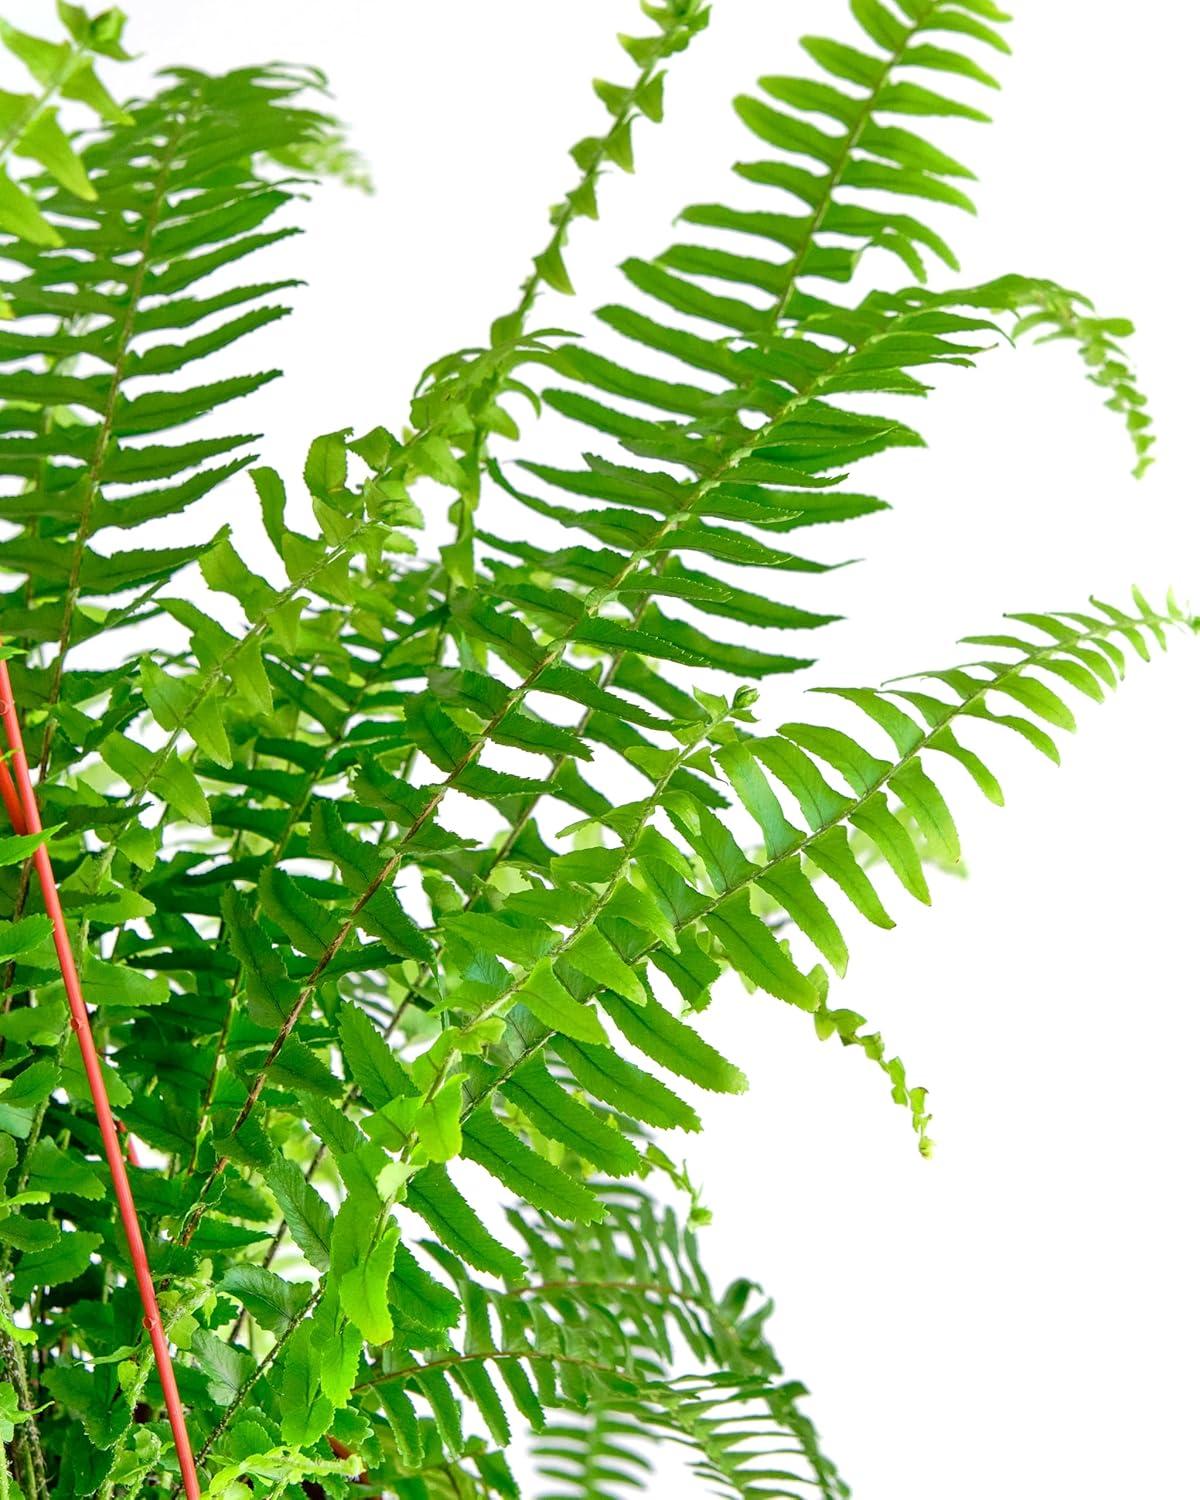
0;2;1184;1497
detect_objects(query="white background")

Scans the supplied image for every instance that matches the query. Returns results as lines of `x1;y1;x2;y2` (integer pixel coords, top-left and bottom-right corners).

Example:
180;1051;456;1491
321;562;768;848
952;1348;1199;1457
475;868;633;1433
9;3;1200;1496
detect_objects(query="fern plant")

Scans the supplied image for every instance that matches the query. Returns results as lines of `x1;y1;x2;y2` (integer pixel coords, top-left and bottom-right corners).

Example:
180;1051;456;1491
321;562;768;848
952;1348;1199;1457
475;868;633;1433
0;2;1183;1497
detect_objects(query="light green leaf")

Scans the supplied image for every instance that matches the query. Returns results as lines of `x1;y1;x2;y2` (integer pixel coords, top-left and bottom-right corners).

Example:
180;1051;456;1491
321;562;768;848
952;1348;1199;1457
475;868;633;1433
516;959;609;1046
415;1075;464;1163
266;1158;334;1273
219;1266;312;1335
279;1321;334;1447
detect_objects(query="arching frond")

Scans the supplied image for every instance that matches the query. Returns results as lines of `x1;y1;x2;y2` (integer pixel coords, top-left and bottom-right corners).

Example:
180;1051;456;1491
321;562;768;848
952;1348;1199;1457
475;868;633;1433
441;590;1188;1164
179;1183;839;1500
371;0;1152;933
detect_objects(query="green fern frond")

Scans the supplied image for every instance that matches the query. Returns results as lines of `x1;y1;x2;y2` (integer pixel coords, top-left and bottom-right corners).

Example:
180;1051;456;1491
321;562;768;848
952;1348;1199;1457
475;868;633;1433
533;1409;654;1500
179;1180;837;1500
440;589;1185;1164
148;2;1155;1061
535;1375;849;1500
0;64;349;778
494;0;712;336
0;64;338;472
418;0;712;612
450;0;1146;753
143;581;1183;1343
1011;280;1155;475
513;1187;847;1498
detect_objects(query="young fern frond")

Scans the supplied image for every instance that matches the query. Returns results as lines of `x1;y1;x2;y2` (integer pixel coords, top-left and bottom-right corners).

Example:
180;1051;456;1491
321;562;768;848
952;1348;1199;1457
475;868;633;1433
1011;282;1154;475
416;0;711;601
497;0;713;326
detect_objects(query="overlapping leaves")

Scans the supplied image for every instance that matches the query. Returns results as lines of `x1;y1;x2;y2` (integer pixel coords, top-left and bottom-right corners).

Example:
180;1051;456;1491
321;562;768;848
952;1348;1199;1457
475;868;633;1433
0;2;1183;1498
0;58;354;787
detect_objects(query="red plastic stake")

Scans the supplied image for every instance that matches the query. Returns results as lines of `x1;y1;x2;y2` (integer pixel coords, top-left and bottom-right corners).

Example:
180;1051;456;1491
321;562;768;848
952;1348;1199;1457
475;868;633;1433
0;754;24;838
0;654;201;1500
3;754;142;1172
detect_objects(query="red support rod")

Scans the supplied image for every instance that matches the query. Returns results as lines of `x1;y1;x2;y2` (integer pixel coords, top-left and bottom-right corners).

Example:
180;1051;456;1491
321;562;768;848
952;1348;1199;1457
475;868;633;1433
0;655;201;1500
0;755;23;839
0;760;142;1163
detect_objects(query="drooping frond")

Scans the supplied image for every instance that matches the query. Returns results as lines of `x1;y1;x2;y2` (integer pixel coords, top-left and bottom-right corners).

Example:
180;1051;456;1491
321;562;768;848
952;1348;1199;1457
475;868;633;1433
535;1374;848;1500
1011;281;1155;476
75;584;1179;1496
63;579;1177;1319
169;1182;838;1500
515;1190;849;1500
15;526;1170;1491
